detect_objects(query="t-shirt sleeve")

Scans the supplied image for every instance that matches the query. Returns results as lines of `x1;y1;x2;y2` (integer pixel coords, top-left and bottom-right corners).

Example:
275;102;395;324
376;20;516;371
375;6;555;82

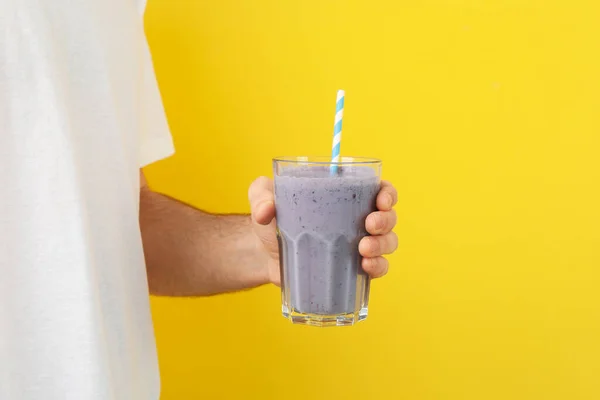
138;39;175;167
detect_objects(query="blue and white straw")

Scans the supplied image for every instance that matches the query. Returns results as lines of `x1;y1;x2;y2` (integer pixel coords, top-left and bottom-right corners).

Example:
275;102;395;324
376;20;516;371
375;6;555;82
330;89;345;175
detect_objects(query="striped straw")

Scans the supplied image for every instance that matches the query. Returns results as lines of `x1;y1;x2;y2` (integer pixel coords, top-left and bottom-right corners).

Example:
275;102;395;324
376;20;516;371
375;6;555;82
330;90;345;175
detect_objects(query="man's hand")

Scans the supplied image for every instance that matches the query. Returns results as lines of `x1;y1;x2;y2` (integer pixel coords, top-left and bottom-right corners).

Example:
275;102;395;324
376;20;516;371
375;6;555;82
248;177;398;285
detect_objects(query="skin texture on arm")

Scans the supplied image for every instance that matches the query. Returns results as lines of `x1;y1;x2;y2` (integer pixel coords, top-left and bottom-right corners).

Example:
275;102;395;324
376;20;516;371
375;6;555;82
139;172;272;296
139;171;398;297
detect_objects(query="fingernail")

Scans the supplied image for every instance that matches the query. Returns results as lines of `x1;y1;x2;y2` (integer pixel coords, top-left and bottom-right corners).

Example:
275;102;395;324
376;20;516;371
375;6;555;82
386;193;393;208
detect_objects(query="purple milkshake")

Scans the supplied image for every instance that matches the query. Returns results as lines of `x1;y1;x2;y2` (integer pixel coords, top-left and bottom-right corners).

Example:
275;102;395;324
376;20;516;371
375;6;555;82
273;157;381;326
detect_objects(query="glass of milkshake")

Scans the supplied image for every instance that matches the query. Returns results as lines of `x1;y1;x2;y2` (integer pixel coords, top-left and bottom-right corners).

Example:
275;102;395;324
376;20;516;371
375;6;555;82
273;156;382;327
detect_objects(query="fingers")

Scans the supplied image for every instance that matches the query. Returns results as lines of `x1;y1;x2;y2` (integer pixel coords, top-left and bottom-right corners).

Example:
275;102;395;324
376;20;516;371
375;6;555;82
359;232;398;258
248;176;275;225
376;180;398;211
362;256;389;278
366;209;397;235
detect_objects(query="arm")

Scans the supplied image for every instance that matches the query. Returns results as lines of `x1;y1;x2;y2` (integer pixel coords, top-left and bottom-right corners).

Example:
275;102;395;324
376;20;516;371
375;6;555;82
139;172;270;296
140;170;398;298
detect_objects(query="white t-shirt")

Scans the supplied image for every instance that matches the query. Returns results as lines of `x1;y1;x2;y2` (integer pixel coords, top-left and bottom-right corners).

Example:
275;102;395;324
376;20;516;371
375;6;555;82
0;1;174;399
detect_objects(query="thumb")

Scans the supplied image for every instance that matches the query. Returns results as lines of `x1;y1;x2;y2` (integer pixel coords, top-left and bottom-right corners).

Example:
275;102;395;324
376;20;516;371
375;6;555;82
248;176;275;225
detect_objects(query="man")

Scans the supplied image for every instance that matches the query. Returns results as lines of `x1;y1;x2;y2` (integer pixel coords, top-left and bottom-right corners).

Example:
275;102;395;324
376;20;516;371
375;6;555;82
0;1;398;399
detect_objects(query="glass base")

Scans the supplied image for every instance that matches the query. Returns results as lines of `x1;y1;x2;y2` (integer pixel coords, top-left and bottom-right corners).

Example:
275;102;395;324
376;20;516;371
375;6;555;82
282;305;368;327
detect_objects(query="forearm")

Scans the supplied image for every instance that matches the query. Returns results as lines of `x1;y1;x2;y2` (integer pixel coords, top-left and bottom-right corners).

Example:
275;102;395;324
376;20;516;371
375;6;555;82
139;186;270;296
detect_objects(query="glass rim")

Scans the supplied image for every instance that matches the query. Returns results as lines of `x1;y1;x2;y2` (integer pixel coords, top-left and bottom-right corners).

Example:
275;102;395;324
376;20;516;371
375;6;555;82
273;156;381;165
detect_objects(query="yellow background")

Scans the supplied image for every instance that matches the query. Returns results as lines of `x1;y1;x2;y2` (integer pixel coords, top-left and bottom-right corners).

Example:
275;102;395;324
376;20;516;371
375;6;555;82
143;1;599;399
